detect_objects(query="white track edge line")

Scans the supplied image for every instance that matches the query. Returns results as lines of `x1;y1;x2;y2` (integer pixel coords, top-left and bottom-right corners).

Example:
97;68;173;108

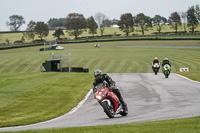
174;73;200;84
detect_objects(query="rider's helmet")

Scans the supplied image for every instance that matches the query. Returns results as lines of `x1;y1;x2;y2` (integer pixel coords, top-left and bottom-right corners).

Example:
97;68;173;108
164;58;168;60
155;57;158;60
94;69;103;80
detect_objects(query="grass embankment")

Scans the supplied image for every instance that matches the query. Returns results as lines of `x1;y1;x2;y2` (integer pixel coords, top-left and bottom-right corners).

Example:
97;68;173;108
0;73;93;127
0;40;200;132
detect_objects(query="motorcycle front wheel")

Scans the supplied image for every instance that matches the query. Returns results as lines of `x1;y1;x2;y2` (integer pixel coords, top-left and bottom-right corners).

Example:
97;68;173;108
164;71;170;78
102;101;115;118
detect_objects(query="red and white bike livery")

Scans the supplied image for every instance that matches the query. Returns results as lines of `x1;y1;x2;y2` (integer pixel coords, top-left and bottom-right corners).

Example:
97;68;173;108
94;82;128;118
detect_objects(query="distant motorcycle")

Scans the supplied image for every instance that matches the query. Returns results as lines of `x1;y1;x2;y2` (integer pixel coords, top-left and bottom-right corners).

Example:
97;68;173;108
162;64;171;78
94;81;128;118
94;44;100;48
152;63;160;75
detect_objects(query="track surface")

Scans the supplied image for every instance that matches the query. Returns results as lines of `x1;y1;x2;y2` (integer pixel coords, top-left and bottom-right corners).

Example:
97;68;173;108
1;73;200;132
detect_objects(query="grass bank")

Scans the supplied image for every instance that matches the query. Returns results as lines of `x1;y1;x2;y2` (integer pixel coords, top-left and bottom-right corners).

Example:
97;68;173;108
1;116;200;133
0;73;93;127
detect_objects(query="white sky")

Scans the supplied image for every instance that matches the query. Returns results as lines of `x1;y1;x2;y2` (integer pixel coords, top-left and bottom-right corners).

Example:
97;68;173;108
0;0;199;31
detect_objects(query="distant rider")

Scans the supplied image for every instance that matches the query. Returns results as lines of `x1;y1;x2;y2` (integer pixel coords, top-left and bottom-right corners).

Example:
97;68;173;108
162;58;171;67
152;57;160;68
152;57;160;65
93;69;127;108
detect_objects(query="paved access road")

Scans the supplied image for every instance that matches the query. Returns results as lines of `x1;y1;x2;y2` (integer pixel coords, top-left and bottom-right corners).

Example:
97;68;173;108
1;73;200;132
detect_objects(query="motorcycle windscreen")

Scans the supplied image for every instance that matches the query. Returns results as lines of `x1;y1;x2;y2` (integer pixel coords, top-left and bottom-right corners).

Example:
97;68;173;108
96;83;104;91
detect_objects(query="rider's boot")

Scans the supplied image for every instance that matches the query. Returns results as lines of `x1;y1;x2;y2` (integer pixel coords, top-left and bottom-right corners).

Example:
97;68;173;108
119;97;127;109
114;89;127;108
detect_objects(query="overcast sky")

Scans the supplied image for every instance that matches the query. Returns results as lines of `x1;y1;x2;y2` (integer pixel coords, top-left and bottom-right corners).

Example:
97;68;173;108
0;0;199;31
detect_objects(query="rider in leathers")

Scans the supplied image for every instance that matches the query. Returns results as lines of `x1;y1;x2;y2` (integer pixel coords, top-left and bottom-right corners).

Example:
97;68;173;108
152;57;160;65
162;58;171;67
152;57;160;69
93;69;127;108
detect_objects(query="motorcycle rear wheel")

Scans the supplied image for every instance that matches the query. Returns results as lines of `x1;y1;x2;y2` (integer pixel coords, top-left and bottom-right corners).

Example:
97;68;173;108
102;101;115;118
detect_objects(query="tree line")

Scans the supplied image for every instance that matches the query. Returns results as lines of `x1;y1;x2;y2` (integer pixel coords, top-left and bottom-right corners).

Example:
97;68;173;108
6;4;200;41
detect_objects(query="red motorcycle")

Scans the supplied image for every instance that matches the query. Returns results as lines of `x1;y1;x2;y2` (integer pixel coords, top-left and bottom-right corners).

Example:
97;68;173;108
94;82;128;118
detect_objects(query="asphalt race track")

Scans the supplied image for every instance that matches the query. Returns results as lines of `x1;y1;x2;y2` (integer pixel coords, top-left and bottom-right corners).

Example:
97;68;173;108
1;73;200;132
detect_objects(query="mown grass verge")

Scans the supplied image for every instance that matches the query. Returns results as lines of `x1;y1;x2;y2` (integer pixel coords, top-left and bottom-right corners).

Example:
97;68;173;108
2;116;200;133
0;73;93;127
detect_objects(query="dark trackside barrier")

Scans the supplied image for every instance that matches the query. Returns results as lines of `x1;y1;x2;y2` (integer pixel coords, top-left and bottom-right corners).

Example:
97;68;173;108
41;60;89;73
71;67;89;73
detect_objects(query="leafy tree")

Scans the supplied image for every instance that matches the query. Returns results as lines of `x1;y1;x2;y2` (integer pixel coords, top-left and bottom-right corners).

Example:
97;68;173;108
152;15;167;34
118;13;134;36
23;20;36;41
6;15;25;31
6;39;10;44
134;13;152;35
180;12;188;33
21;36;25;43
168;12;181;33
26;20;36;31
47;18;65;27
34;22;49;40
87;16;98;37
64;13;87;40
103;19;112;27
52;28;65;40
94;13;107;36
112;19;119;25
187;5;199;33
195;5;200;21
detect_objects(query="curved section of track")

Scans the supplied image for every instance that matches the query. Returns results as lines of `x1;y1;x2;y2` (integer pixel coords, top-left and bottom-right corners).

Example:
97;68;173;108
1;73;200;132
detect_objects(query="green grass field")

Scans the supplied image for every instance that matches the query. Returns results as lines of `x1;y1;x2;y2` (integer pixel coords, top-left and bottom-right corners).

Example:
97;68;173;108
0;40;200;132
4;116;200;133
1;40;200;79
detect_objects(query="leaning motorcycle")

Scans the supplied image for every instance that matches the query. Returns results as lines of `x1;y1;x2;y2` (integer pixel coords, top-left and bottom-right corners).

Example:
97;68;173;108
94;82;128;118
162;64;171;78
152;63;160;75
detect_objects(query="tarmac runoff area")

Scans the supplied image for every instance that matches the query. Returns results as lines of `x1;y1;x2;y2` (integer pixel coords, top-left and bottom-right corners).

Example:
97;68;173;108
1;73;200;132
